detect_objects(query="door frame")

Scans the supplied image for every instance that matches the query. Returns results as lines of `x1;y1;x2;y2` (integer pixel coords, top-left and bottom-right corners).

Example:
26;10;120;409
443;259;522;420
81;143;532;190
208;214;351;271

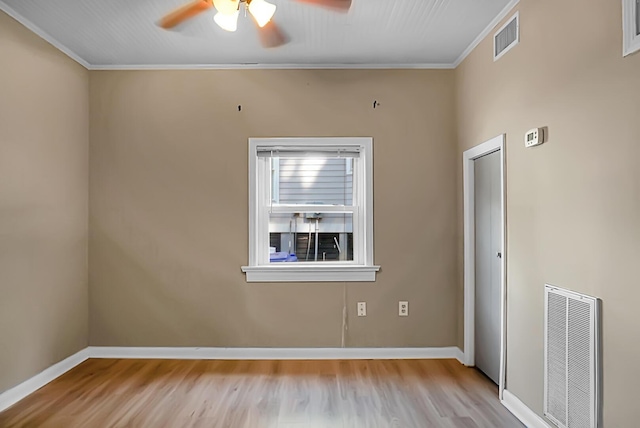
463;134;507;398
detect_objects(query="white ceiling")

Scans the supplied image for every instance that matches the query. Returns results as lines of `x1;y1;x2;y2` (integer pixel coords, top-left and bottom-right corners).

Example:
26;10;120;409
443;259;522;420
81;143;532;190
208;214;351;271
0;0;517;69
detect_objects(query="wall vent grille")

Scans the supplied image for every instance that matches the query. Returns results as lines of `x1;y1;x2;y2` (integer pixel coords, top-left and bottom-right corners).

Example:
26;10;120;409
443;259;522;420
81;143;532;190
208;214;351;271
636;0;640;36
544;285;601;428
493;12;519;60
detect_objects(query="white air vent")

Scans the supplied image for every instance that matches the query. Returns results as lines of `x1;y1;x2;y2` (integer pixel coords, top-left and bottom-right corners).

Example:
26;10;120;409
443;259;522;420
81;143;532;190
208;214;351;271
637;0;640;36
544;285;601;428
494;12;519;60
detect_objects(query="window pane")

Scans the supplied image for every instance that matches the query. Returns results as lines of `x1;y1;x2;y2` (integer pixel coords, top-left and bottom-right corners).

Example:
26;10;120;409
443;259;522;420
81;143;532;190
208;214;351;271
272;157;353;206
269;212;353;262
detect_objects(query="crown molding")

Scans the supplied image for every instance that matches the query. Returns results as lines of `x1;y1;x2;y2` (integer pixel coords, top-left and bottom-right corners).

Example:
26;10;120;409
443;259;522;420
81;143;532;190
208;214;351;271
0;0;90;69
88;63;455;70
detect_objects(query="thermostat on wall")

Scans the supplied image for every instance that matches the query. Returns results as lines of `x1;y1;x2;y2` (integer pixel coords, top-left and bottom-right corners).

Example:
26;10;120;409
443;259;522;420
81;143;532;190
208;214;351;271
525;128;544;147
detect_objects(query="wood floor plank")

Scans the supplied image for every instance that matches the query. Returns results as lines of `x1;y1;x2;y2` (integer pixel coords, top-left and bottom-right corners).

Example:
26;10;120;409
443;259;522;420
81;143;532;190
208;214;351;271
0;359;524;427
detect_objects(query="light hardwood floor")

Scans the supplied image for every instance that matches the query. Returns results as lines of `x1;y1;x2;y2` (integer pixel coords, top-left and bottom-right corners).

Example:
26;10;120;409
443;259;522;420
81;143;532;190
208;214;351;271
0;359;523;427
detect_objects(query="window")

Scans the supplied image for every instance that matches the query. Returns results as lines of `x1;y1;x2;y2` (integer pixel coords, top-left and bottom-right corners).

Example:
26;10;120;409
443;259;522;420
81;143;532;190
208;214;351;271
242;137;379;282
623;0;640;56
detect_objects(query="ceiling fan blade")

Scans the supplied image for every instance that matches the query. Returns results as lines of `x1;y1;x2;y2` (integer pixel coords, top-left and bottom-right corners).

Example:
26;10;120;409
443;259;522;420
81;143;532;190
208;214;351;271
294;0;352;12
258;21;288;48
159;0;213;29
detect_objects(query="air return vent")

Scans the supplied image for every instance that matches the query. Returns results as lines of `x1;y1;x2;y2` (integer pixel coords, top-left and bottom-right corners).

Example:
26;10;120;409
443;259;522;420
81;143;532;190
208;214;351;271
494;12;519;60
544;285;602;428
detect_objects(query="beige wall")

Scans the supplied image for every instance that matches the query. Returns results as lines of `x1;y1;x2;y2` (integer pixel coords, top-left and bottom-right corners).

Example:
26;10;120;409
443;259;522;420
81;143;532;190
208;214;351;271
456;0;640;426
88;69;459;348
0;12;89;393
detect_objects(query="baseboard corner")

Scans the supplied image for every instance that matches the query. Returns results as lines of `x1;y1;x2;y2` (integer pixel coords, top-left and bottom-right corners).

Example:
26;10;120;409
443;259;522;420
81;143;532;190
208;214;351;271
0;348;89;413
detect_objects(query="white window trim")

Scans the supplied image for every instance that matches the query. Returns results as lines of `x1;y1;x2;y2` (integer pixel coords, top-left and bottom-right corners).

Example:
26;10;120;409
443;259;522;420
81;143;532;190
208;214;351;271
623;0;640;56
241;137;379;282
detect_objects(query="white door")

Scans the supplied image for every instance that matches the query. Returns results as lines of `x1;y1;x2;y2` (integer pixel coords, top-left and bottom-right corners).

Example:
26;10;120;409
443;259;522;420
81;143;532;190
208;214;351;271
474;150;502;384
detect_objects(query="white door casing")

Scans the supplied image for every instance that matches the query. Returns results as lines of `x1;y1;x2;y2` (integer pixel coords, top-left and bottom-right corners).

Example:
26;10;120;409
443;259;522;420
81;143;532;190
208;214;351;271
463;134;506;398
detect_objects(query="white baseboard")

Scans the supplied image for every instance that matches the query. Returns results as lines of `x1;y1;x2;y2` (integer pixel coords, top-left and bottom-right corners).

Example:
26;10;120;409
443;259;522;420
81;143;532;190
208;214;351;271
501;389;552;428
0;348;90;413
0;351;556;428
454;347;465;365
0;346;463;413
88;346;464;361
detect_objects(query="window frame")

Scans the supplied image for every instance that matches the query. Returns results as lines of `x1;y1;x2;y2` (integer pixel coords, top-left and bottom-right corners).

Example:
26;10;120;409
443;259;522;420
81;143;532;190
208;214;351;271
241;137;379;282
623;0;640;56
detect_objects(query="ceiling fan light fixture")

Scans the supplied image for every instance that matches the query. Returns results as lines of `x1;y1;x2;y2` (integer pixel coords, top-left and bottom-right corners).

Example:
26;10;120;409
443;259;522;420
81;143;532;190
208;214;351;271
213;0;239;15
248;0;277;28
214;10;239;31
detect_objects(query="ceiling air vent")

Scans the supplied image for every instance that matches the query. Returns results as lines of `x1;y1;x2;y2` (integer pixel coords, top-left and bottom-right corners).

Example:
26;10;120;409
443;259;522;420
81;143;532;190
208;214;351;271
636;0;640;36
494;12;519;61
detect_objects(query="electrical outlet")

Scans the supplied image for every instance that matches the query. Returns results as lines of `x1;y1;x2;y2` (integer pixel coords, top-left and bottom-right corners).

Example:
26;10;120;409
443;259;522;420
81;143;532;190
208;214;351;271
399;301;409;317
357;302;367;317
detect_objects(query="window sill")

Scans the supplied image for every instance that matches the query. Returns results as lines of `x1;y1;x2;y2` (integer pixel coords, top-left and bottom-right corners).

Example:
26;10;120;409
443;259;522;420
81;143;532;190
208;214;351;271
241;264;380;282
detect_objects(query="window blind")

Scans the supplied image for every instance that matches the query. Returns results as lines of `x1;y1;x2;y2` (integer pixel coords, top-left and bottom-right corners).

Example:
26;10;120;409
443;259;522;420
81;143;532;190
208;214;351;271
256;146;361;158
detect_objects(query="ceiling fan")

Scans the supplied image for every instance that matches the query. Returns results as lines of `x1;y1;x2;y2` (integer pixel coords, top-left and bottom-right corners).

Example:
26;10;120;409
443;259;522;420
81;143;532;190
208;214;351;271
159;0;352;48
